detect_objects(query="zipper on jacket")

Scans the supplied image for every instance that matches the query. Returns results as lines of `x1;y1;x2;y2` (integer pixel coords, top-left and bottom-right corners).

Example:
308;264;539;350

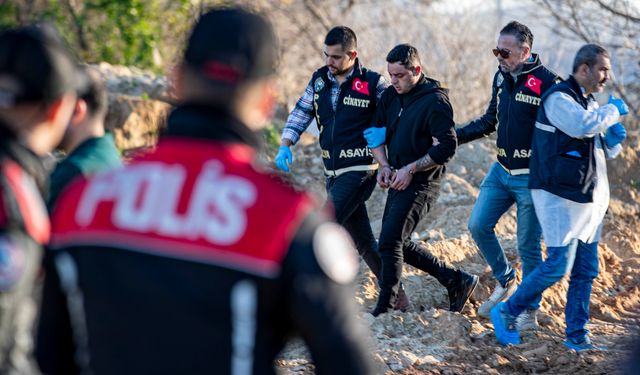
505;75;514;171
330;82;344;172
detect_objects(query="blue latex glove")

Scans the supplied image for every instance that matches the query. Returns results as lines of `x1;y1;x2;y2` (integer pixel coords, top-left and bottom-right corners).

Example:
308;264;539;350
275;146;293;172
363;127;386;148
608;95;629;116
605;122;627;148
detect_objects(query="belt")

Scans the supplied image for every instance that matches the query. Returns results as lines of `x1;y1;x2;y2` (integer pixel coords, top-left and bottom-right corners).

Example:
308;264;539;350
324;163;378;177
498;161;529;176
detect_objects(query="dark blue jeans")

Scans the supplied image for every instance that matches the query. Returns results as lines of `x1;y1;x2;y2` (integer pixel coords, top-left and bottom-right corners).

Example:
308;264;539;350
326;170;381;278
376;180;461;309
505;239;599;342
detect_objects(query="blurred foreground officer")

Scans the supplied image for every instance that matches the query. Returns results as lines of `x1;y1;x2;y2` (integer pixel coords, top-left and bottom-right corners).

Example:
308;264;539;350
36;7;374;375
47;67;121;210
492;44;628;350
0;24;81;374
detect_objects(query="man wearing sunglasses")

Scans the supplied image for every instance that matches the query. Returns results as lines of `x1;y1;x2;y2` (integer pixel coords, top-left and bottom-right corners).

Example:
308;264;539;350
455;21;560;329
492;44;627;350
274;27;412;309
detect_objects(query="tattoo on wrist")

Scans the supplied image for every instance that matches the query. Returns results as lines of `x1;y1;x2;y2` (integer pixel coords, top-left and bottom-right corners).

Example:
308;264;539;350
415;154;435;172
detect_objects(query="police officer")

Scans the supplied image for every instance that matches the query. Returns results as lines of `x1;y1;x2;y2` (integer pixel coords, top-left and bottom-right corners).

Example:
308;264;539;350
492;44;628;349
456;21;559;329
272;27;411;307
0;24;82;374
36;8;374;375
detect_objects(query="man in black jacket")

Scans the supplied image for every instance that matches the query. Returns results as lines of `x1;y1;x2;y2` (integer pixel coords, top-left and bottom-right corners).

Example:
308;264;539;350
36;8;375;375
455;21;559;328
366;44;478;316
0;24;82;374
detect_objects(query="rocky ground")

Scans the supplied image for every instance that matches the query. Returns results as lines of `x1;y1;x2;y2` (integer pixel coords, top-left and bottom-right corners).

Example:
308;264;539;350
275;133;640;375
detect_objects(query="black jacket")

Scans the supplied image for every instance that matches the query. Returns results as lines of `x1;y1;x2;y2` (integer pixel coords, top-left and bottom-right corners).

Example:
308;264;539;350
0;122;47;375
312;59;381;172
36;105;374;375
456;54;559;174
373;75;457;182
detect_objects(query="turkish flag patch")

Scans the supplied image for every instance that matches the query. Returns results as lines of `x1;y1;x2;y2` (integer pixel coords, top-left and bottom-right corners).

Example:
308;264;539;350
525;74;542;95
352;78;370;95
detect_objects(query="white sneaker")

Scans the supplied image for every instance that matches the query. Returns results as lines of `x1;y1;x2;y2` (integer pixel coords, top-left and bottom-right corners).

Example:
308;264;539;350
516;309;539;331
477;279;517;318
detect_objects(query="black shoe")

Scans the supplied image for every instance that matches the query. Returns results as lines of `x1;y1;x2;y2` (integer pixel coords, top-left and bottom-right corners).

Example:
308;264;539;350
448;273;479;312
371;305;390;317
372;290;394;317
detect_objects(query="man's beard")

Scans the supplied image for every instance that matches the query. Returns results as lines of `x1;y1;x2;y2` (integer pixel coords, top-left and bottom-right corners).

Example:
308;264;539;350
329;65;350;76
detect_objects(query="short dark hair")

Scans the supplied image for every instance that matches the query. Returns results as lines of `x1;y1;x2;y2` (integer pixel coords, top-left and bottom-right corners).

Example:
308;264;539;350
180;7;277;107
500;21;534;48
386;44;421;71
572;44;610;73
78;68;107;119
184;7;277;85
324;26;357;52
0;23;84;107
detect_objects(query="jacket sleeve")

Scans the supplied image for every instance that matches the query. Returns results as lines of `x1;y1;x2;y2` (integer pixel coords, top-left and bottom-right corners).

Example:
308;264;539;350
455;71;499;145
36;250;78;375
426;93;457;165
544;92;619;138
281;77;316;145
371;87;390;128
282;213;375;375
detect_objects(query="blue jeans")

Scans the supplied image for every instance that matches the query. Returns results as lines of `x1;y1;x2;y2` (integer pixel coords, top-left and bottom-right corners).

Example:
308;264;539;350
326;170;381;278
468;163;542;309
505;240;599;342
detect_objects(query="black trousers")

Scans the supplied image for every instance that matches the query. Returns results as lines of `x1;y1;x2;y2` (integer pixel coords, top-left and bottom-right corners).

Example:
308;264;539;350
326;170;381;277
376;179;461;309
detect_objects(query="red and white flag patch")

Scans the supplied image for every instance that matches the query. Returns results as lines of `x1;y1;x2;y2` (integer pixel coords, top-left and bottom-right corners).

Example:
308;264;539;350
525;74;542;95
352;78;370;95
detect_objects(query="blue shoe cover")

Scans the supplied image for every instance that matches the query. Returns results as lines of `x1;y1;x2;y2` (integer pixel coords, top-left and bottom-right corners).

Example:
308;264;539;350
491;302;521;345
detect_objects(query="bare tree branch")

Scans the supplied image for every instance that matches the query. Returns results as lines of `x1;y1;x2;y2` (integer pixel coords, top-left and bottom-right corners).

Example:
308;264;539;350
62;0;89;52
303;0;332;32
596;0;640;23
540;0;591;42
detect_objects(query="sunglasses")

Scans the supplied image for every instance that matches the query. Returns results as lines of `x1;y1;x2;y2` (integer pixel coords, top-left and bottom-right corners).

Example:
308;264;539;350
492;47;512;59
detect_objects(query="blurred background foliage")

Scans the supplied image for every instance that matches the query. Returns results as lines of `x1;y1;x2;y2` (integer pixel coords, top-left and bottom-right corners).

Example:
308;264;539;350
0;0;198;72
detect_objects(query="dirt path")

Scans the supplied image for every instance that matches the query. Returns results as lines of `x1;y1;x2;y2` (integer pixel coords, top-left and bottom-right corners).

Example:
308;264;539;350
276;135;640;374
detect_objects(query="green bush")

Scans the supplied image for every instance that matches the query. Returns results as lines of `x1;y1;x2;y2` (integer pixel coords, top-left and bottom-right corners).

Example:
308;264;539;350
0;0;194;73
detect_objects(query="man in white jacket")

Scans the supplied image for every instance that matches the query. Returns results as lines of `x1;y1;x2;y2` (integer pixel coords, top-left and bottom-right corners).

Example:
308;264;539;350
491;44;629;350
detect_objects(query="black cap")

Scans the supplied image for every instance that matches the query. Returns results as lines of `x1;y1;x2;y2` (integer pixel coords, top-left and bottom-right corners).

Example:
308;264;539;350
184;7;277;85
0;23;85;108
